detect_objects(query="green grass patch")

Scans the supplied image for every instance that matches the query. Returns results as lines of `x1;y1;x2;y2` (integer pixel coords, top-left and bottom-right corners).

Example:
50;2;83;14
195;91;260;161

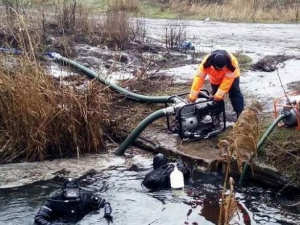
258;117;300;187
233;53;253;72
138;2;178;19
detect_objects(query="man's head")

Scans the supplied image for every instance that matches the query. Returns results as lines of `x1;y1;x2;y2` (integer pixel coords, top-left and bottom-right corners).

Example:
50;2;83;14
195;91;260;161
63;177;80;200
153;153;168;169
212;53;227;70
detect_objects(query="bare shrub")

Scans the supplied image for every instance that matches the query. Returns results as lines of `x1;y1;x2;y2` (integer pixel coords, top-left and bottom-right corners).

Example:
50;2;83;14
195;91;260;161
133;18;147;43
101;11;134;49
49;0;99;42
164;19;187;50
0;0;30;20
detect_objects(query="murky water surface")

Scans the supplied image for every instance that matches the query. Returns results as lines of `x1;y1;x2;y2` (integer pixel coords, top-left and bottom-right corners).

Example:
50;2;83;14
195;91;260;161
0;156;299;225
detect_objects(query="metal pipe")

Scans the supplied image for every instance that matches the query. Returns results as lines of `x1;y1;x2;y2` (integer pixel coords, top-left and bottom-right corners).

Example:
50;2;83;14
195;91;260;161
239;114;287;184
115;107;175;155
47;52;175;104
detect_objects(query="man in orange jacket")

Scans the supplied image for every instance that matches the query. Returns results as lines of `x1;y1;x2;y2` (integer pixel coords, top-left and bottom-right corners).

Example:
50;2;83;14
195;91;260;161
188;50;244;119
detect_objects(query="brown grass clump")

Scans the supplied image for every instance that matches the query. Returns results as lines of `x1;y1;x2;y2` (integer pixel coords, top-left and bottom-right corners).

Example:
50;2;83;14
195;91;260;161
0;54;112;163
218;101;261;174
232;107;260;173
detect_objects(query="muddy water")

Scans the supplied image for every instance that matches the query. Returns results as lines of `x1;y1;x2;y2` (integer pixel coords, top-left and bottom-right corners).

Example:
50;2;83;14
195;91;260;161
0;155;299;225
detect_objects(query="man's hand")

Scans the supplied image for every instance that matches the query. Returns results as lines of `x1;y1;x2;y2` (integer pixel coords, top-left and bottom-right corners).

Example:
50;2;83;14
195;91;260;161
104;213;113;223
213;93;223;101
188;93;197;103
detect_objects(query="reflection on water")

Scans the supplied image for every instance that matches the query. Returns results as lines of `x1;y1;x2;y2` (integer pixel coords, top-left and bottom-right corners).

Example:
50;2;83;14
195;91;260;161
0;157;299;225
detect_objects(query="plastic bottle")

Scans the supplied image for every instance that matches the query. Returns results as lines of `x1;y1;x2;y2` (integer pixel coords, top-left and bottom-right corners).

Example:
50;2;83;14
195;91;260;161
170;163;184;189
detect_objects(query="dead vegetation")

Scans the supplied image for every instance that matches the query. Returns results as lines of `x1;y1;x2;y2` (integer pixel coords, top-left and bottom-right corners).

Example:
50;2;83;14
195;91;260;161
0;1;118;163
108;0;140;12
217;135;239;225
101;11;134;49
216;102;264;223
263;125;300;187
0;0;182;163
218;102;261;174
0;55;113;163
154;0;300;22
251;54;297;72
0;0;146;56
164;19;187;50
218;177;238;225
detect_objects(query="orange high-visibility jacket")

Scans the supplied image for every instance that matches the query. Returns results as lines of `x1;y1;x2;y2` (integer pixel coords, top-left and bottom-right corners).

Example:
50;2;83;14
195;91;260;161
189;50;240;102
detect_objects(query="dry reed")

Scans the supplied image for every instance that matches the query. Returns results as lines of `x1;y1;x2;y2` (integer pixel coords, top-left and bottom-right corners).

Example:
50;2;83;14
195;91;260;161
217;101;261;174
0;56;112;163
108;0;139;12
217;138;238;225
168;0;300;22
0;6;112;163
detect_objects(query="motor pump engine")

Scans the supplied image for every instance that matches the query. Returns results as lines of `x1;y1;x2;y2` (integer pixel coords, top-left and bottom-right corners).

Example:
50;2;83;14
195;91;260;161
165;90;226;140
274;93;300;129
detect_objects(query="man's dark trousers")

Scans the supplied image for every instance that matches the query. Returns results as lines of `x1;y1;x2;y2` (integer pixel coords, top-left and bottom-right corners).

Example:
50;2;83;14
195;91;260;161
210;77;244;118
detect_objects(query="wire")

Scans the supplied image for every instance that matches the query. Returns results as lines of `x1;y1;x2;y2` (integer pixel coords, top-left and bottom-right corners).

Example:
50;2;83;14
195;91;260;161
276;68;290;102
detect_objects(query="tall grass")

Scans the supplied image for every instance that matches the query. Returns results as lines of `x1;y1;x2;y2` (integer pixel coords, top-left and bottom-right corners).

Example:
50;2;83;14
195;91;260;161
0;0;149;163
108;0;139;12
0;6;113;163
167;0;300;21
0;56;112;163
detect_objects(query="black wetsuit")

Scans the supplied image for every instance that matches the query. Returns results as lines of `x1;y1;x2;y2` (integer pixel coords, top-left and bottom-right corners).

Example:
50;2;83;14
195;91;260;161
142;162;191;190
34;190;112;225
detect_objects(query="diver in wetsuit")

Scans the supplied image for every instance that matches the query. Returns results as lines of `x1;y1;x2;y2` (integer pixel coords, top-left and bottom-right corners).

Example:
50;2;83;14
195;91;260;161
34;178;113;225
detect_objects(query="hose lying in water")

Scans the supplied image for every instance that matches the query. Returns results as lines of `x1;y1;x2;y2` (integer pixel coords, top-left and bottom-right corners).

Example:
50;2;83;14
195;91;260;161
115;107;175;155
239;114;287;184
47;52;175;104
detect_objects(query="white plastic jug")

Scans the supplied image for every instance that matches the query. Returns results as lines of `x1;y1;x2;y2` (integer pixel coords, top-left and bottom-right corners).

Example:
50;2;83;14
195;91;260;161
170;163;184;189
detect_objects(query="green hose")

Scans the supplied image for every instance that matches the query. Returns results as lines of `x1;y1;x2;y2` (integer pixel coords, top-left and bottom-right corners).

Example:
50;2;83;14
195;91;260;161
115;109;168;155
52;55;174;103
239;114;287;184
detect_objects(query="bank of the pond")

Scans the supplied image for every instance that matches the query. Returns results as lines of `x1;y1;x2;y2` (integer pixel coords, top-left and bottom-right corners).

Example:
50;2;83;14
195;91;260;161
0;148;126;189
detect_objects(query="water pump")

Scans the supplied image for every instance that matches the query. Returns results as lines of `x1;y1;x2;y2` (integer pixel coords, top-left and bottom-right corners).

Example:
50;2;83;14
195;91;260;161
165;90;226;140
274;92;300;129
